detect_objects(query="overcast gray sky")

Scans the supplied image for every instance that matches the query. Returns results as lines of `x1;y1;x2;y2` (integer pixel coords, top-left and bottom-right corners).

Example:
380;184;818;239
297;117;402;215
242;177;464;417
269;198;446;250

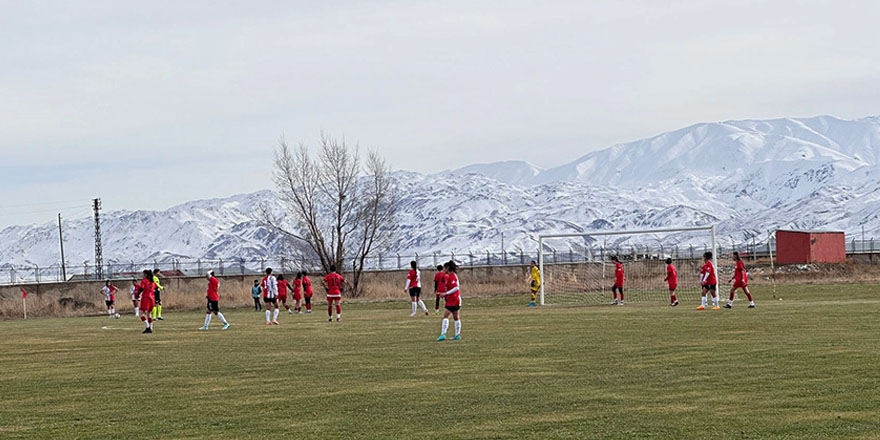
1;0;879;227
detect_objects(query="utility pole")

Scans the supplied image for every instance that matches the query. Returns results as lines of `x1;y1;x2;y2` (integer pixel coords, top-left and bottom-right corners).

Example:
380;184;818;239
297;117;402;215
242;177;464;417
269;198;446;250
501;232;505;265
58;213;67;281
93;198;103;279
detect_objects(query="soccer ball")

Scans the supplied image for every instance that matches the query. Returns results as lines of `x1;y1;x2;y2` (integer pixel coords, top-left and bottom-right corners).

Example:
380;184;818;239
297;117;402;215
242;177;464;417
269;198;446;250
114;313;121;319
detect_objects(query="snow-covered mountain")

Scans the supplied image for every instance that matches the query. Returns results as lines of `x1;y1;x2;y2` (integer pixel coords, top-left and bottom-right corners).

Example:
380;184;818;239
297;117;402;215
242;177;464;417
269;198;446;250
2;115;879;268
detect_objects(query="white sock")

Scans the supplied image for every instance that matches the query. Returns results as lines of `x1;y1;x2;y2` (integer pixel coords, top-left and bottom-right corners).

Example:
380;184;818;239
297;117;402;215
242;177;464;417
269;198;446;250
701;296;707;307
265;310;271;323
713;296;719;306
411;302;417;314
454;320;461;336
418;300;427;312
441;318;449;335
337;313;341;319
217;312;227;324
135;309;139;317
108;309;113;315
204;314;212;327
144;320;150;328
273;309;279;321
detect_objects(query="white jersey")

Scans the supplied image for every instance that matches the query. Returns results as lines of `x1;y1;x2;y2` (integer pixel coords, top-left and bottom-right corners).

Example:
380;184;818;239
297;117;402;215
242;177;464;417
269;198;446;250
263;275;278;298
130;285;137;300
102;285;114;301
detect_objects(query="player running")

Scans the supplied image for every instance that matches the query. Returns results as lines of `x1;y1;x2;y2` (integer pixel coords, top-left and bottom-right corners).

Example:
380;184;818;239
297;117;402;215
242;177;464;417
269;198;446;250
130;279;140;317
436;261;462;341
611;256;625;305
323;266;344;322
698;252;720;310
277;274;292;314
405;261;429;317
102;280;119;318
200;271;231;330
292;272;304;314
302;272;313;313
135;270;157;334
726;251;755;309
251;280;262;311
665;258;679;307
262;268;280;325
433;265;445;313
526;260;541;307
152;269;165;321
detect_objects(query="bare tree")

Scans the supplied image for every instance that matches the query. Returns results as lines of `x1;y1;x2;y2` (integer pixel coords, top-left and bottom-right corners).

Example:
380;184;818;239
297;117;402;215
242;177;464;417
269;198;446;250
270;133;397;296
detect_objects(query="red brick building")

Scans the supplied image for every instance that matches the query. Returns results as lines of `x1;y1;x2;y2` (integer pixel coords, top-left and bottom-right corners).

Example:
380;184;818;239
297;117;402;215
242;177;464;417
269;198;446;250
775;230;846;264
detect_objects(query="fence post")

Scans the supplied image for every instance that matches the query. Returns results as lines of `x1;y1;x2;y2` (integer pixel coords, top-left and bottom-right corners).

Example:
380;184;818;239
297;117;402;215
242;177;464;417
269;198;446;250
553;250;557;264
486;251;491;265
469;252;474;267
415;253;419;267
397;254;401;269
219;258;224;275
451;251;455;263
197;259;202;276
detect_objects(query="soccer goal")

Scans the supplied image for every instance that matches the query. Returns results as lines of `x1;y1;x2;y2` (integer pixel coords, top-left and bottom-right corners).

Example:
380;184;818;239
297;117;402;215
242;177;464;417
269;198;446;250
538;225;717;305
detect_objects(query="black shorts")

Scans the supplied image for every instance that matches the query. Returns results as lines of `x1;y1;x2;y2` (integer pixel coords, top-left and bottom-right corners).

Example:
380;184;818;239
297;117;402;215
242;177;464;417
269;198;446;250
105;300;114;307
154;291;162;304
263;297;277;304
703;284;717;292
445;305;460;312
409;287;422;298
207;300;219;312
612;286;623;293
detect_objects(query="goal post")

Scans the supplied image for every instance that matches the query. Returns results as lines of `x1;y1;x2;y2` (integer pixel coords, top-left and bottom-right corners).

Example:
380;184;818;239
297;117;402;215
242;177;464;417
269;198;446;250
538;225;717;305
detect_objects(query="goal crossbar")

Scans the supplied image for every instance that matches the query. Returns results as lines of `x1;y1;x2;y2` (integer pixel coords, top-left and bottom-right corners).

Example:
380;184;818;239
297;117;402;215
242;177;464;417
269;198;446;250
538;225;717;305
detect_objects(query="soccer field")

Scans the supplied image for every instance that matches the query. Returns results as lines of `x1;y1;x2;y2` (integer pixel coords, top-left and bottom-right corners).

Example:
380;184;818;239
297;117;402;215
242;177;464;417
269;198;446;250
2;284;879;439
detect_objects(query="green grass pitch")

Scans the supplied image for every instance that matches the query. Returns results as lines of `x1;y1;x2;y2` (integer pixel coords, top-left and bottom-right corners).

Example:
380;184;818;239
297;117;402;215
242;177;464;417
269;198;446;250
1;284;879;439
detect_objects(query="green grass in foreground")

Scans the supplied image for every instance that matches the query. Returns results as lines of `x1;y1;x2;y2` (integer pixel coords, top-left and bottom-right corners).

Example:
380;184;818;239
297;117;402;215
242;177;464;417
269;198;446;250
1;284;880;439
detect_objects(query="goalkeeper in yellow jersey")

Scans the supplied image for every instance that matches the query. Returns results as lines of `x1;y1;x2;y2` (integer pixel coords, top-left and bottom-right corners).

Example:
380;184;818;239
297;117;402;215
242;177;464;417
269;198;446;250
527;261;541;307
152;269;165;320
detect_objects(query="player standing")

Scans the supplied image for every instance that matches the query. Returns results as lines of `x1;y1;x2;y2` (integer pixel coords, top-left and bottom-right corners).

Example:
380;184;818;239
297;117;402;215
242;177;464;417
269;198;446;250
405;261;429;317
665;258;679;307
302;272;313;313
130;279;140;317
610;256;625;305
277;274;292;314
527;260;541;307
726;252;755;309
292;272;304;314
136;270;156;334
262;268;280;325
323;265;344;322
433;265;445;313
102;280;119;318
698;252;720;310
436;261;462;341
251;280;262;311
152;269;165;321
200;271;231;330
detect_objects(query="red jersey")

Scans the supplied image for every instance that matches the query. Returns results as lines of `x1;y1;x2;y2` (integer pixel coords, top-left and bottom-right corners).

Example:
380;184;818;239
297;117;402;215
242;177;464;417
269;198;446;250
614;262;625;286
665;264;678;289
443;273;461;307
102;285;118;301
405;269;421;290
734;261;749;284
303;277;313;295
324;272;344;297
277;279;290;297
293;278;302;295
137;278;155;301
206;276;220;301
434;271;446;293
701;261;717;286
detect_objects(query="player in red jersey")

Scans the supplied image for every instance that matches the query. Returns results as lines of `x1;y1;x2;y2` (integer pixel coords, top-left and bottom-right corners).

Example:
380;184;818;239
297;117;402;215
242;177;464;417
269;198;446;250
262;268;280;325
101;280;119;318
698;251;720;310
292;272;304;314
277;274;292;314
436;261;462;341
200;271;230;330
405;261;429;317
664;258;679;307
323;265;344;322
433;265;445;313
610;256;625;305
725;251;755;309
302;272;313;313
135;270;156;334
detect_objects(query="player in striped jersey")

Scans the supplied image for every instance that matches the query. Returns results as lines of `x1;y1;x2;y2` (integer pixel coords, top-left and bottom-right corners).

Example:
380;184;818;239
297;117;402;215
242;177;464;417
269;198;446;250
725;252;755;309
262;268;280;325
101;280;119;318
130;279;140;317
436;261;462;341
405;261;429;317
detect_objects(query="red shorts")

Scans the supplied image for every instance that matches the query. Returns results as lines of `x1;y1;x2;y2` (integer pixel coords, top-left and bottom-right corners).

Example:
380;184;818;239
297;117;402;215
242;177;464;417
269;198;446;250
668;284;677;291
139;298;155;313
304;291;313;298
293;292;302;301
278;294;288;302
326;295;341;301
733;281;748;289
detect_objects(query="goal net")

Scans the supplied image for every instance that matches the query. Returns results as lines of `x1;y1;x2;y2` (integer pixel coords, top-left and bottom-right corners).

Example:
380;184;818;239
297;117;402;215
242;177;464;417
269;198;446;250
538;226;718;306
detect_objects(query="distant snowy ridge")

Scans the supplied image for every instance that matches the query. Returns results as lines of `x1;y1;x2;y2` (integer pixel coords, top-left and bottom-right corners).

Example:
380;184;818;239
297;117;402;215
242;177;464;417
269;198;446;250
2;115;879;268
